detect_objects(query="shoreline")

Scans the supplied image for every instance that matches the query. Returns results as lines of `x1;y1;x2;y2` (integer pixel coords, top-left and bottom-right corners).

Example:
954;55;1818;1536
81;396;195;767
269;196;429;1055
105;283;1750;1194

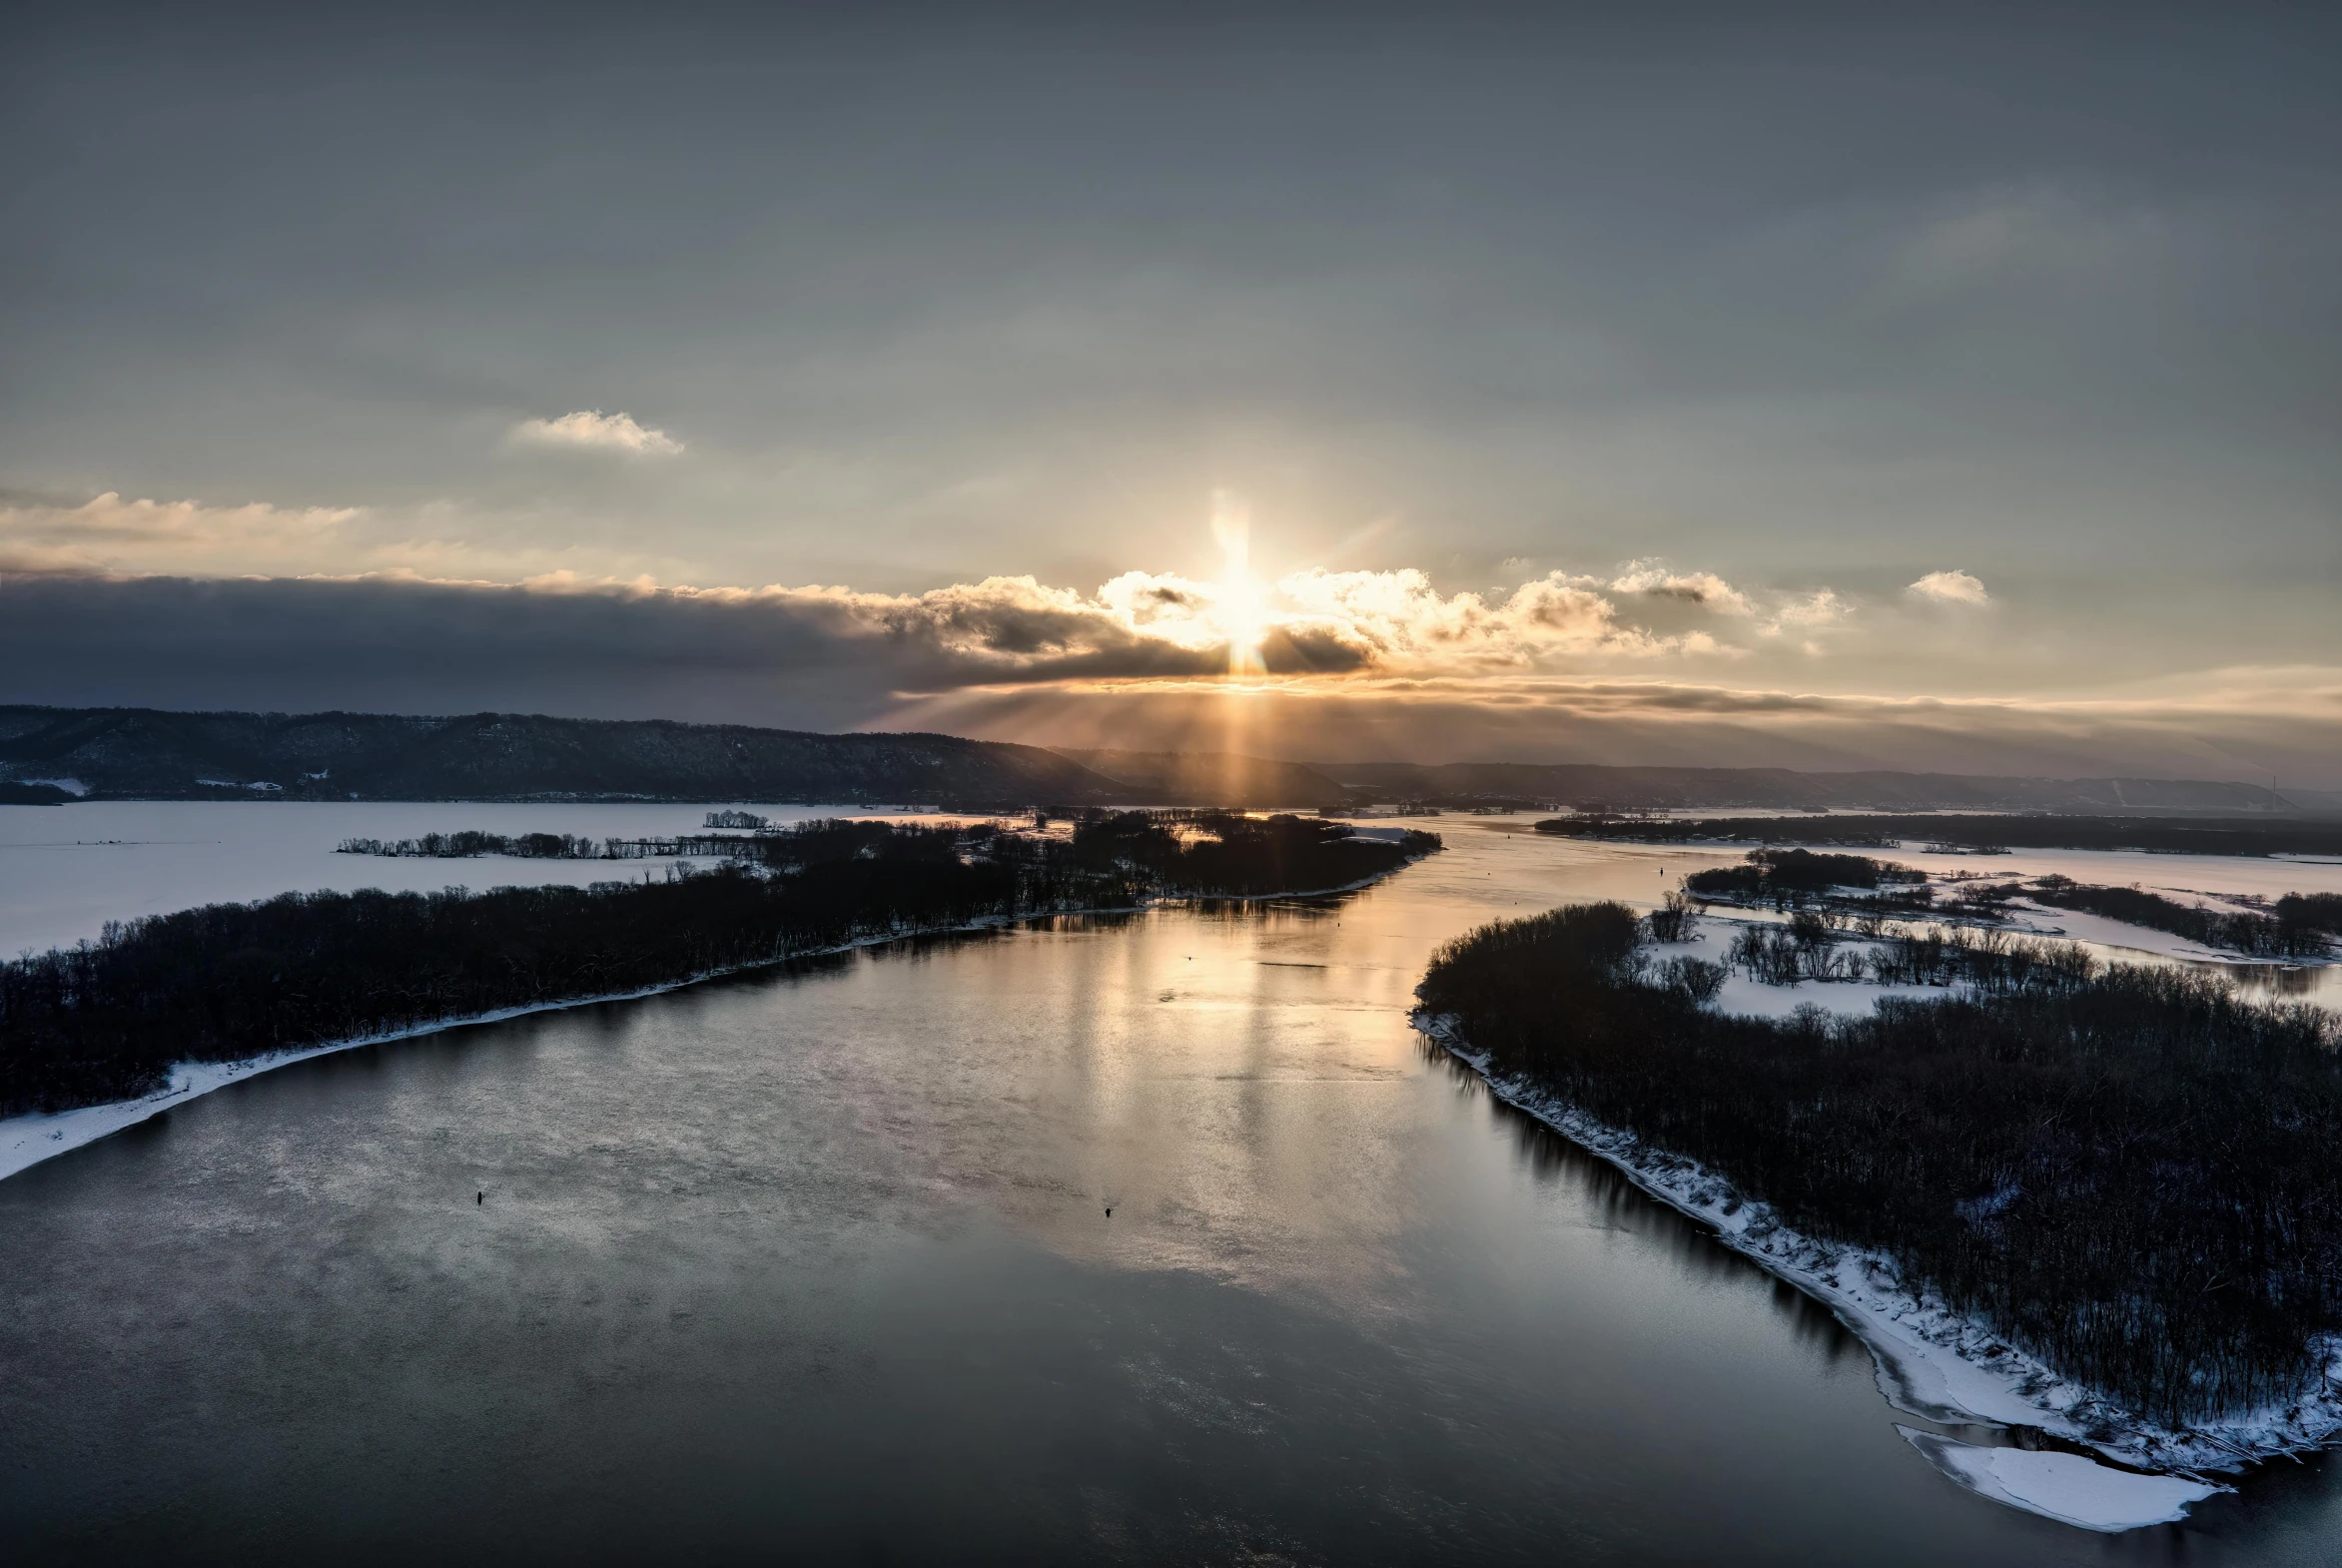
1414;1011;2342;1531
0;856;1429;1185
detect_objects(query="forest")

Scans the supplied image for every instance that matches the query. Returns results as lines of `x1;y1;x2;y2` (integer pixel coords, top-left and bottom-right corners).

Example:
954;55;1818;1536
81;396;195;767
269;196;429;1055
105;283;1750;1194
1534;812;2342;858
1419;904;2342;1425
1684;848;1925;902
0;814;1436;1118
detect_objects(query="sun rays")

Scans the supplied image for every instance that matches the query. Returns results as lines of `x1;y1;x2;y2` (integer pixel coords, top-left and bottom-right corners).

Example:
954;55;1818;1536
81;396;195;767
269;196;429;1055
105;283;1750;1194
1211;490;1268;679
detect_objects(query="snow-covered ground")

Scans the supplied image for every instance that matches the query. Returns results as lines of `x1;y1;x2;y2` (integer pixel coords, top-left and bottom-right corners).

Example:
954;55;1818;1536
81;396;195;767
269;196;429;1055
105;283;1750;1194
1419;1015;2342;1532
1995;897;2327;968
0;799;885;957
1645;918;1955;1019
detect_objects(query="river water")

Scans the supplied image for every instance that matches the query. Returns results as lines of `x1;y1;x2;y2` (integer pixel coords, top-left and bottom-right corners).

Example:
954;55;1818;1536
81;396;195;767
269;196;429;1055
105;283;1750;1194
5;808;2342;1563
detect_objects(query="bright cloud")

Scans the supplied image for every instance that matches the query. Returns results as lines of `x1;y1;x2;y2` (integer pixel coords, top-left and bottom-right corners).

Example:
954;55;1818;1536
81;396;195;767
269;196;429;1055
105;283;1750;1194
1609;562;1757;616
508;409;684;455
0;501;1868;690
0;491;359;575
716;563;1717;685
1908;569;1990;605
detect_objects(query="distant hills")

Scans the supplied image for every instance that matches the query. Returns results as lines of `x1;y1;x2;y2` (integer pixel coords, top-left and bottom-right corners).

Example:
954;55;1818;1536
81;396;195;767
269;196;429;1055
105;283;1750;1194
0;707;1121;806
0;705;2322;814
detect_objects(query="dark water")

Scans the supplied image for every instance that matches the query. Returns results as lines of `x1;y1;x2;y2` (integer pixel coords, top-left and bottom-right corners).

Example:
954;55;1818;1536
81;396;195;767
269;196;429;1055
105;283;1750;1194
5;830;2341;1564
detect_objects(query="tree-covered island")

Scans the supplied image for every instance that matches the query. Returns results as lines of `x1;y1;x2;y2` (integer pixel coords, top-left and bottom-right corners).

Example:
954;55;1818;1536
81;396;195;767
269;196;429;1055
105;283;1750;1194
1;812;1437;1117
1417;902;2342;1469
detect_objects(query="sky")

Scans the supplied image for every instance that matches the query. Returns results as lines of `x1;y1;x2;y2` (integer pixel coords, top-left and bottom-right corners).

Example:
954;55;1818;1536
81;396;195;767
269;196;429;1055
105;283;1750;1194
3;4;2338;784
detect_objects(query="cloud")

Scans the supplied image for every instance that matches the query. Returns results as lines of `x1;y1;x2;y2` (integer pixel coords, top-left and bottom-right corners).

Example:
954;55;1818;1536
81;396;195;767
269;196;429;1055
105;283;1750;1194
3;572;2335;787
507;409;684;455
1609;562;1757;616
1878;184;2160;307
0;491;359;576
1908;569;1989;605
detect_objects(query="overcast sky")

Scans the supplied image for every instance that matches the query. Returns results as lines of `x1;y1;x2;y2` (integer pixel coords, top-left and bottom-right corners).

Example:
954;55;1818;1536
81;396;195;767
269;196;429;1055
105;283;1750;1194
4;5;2337;781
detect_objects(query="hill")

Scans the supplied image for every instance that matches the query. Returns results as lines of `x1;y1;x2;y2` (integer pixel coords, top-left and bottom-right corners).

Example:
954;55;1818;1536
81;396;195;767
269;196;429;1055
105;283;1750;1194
0;706;1122;806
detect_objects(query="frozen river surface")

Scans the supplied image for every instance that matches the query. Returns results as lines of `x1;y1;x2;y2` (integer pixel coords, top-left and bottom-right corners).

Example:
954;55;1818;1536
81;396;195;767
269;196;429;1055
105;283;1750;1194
5;806;2342;1563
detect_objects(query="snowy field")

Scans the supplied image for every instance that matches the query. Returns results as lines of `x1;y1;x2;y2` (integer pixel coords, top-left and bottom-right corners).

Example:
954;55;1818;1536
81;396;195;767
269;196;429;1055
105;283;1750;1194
0;800;924;957
1587;834;2342;1014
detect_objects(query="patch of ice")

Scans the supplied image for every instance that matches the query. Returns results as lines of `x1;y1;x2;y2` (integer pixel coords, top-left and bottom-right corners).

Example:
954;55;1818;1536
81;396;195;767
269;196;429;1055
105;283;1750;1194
1899;1428;2220;1532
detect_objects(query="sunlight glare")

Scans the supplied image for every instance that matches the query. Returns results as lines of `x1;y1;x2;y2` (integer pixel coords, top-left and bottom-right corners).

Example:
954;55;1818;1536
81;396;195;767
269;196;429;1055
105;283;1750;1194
1213;490;1268;678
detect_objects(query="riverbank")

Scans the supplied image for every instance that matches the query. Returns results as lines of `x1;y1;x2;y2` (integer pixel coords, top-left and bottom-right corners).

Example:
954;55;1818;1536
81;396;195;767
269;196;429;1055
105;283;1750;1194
1417;1012;2342;1531
0;855;1434;1184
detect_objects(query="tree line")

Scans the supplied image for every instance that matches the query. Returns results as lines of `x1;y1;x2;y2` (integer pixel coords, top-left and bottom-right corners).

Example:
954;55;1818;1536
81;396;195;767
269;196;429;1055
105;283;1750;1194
1419;903;2342;1424
1536;813;2342;858
2029;877;2334;959
2;814;1438;1118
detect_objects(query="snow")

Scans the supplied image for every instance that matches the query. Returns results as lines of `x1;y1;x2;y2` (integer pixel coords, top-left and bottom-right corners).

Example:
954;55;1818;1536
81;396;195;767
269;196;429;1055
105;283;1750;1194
2000;898;2330;968
1649;920;1960;1020
1899;1428;2220;1532
1706;972;1952;1019
1417;1014;2342;1529
0;800;854;957
18;777;90;797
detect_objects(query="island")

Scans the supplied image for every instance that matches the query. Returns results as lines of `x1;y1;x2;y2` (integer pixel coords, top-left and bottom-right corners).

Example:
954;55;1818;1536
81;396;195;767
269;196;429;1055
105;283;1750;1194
1532;811;2342;860
1416;898;2342;1527
0;811;1439;1148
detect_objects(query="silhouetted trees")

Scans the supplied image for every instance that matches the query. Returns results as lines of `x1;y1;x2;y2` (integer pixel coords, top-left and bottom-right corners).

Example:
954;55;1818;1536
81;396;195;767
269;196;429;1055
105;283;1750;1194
1064;811;1439;896
2031;878;2331;959
1535;813;2342;858
340;831;606;859
1420;904;2342;1424
2278;893;2342;937
3;815;1439;1119
1686;848;1925;903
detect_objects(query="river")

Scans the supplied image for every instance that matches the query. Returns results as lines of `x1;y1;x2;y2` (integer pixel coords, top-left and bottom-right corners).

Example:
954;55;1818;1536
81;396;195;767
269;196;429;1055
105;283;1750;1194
4;807;2342;1562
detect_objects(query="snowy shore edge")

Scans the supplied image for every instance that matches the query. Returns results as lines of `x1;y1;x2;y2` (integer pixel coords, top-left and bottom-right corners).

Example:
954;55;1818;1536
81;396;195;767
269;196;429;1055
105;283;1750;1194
0;858;1427;1185
1414;1011;2342;1532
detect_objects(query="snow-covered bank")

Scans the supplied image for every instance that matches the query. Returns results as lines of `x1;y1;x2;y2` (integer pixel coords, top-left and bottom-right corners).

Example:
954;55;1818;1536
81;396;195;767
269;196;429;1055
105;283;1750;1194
1416;1013;2342;1529
0;854;1435;1185
1898;1428;2217;1533
0;996;672;1181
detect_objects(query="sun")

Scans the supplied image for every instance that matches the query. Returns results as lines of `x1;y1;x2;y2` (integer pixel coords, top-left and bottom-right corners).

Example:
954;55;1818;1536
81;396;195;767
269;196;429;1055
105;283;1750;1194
1212;490;1268;678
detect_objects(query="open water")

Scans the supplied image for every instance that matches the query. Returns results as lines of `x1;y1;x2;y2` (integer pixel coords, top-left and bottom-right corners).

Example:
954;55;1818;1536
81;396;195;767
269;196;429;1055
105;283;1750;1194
5;805;2342;1563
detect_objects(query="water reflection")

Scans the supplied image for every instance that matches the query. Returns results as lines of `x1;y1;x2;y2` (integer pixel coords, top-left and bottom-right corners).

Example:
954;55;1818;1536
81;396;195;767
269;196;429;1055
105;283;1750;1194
3;822;2340;1564
1428;1036;1873;1375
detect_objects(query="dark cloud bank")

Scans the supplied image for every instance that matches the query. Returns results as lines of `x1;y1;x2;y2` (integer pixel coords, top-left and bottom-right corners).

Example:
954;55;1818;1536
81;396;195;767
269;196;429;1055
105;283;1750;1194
6;572;2336;790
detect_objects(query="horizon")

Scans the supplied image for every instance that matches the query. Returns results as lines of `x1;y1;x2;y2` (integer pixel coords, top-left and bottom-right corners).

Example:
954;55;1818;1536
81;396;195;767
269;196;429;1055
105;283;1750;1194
4;6;2336;784
11;13;2342;1549
4;698;2331;809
